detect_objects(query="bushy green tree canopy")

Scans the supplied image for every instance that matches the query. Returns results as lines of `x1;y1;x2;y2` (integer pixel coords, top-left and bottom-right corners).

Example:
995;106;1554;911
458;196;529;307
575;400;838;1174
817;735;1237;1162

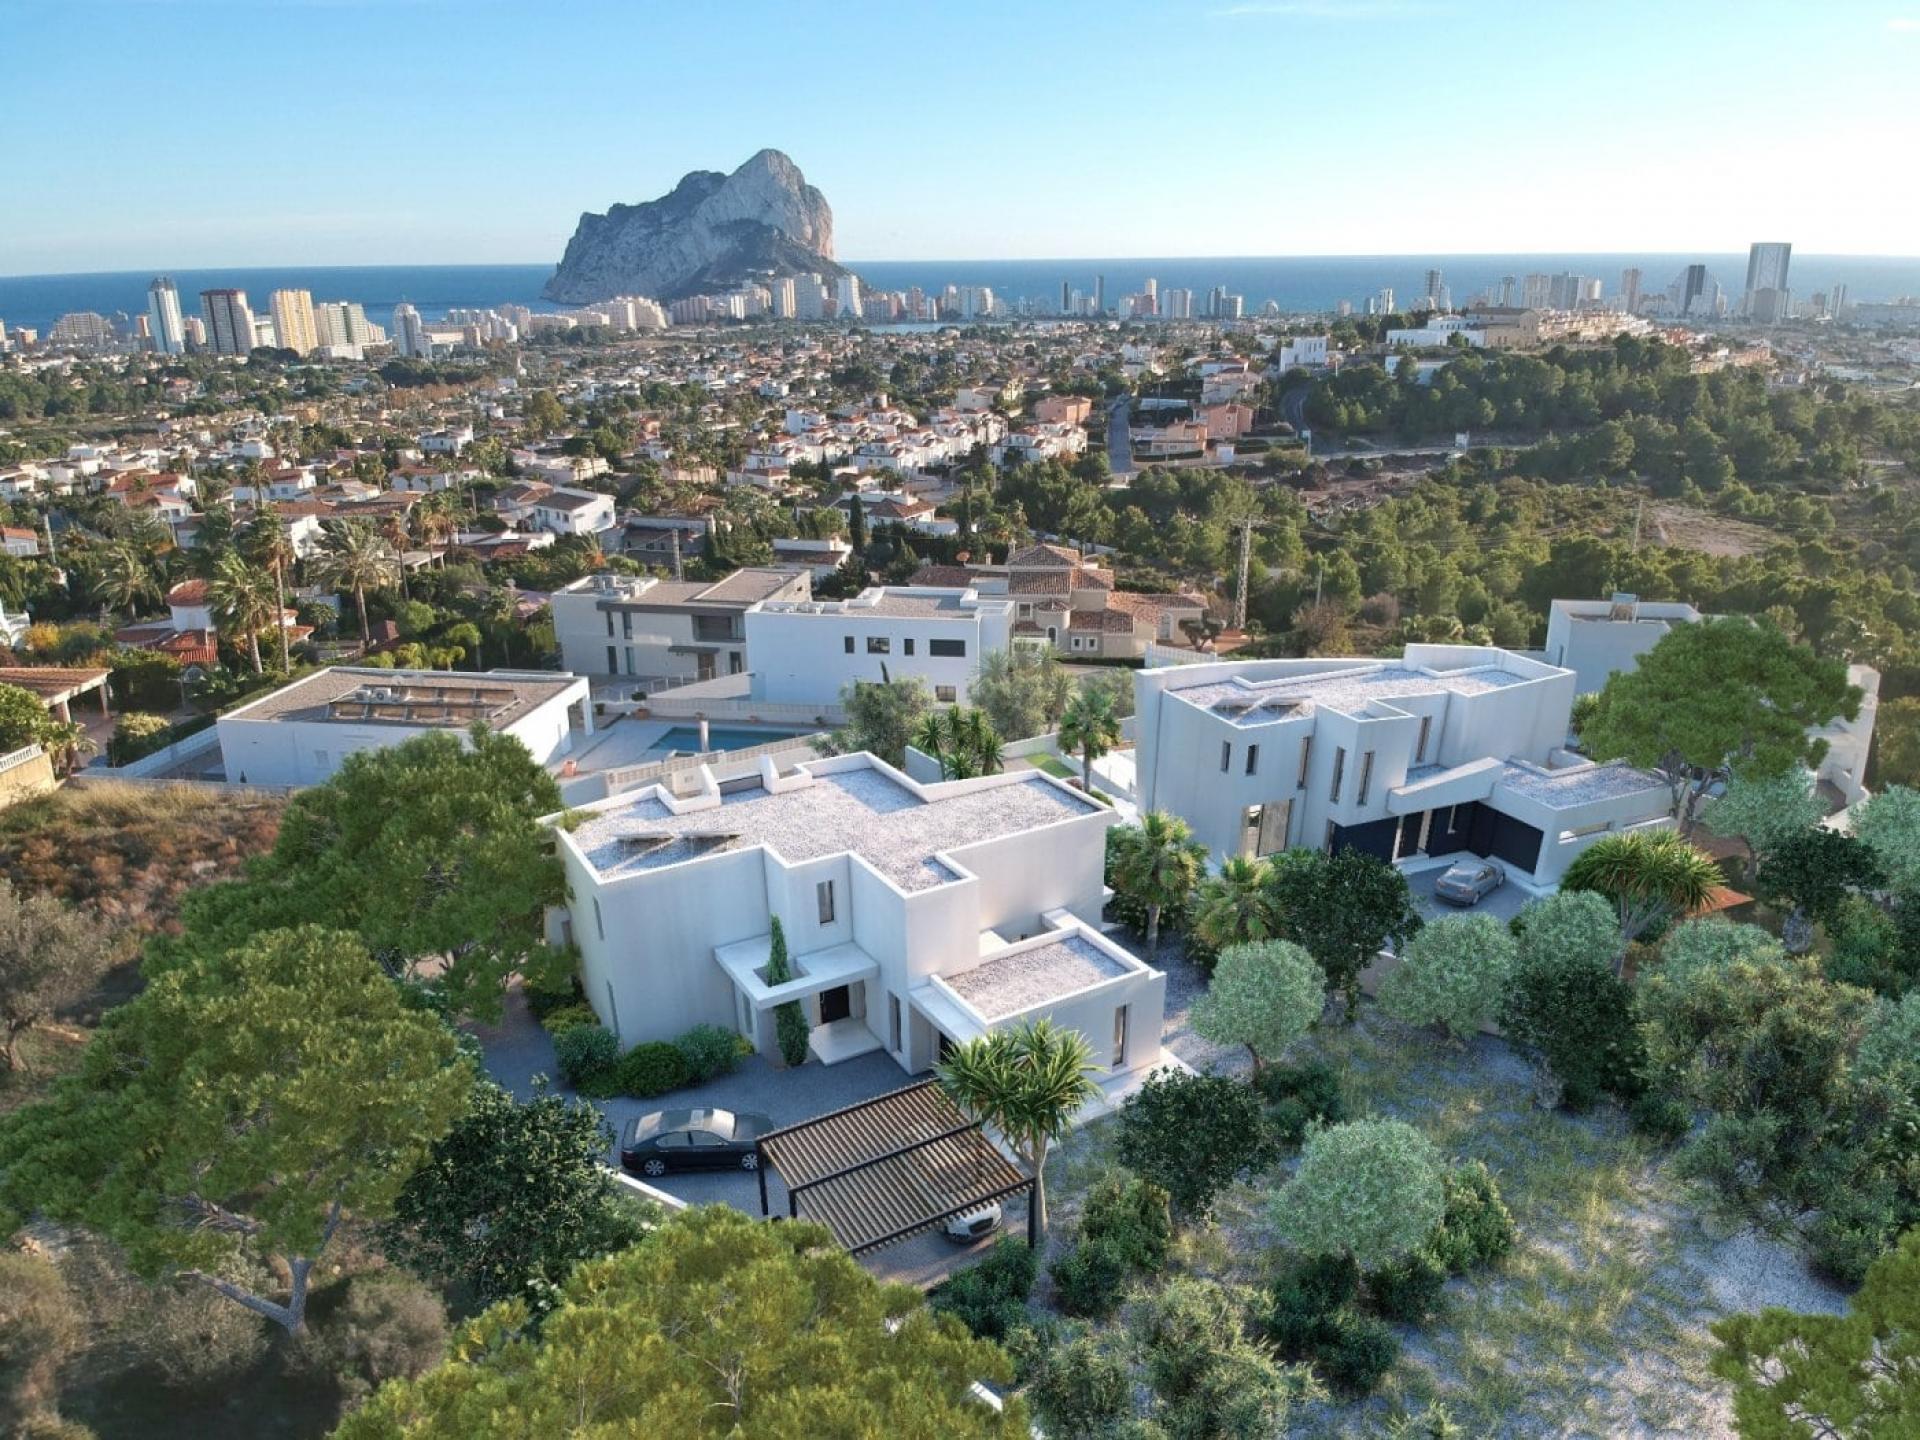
1379;912;1516;1042
1272;1119;1446;1270
1191;939;1325;1074
336;1206;1028;1439
0;926;472;1334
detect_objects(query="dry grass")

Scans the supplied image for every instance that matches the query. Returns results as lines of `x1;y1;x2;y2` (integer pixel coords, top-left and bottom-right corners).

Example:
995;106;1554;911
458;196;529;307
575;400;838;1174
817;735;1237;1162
1043;997;1842;1438
0;781;284;939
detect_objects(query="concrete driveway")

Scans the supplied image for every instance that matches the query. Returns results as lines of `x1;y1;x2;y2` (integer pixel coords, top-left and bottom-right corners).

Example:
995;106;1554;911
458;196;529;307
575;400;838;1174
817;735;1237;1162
471;989;1026;1284
1403;858;1537;928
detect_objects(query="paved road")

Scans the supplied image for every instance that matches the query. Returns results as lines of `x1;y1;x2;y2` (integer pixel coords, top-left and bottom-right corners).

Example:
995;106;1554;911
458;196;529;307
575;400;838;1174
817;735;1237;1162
1279;383;1310;435
1106;396;1134;476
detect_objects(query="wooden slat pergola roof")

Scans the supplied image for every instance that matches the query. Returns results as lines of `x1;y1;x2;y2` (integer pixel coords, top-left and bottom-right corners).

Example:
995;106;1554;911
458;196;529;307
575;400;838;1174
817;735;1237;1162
757;1079;1033;1254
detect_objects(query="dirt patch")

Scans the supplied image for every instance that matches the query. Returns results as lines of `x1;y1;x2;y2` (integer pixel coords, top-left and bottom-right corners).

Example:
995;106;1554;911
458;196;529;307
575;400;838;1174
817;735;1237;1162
1648;504;1783;559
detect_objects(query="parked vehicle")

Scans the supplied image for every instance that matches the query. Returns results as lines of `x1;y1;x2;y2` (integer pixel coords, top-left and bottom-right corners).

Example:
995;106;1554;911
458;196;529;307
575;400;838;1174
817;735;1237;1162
620;1107;772;1177
944;1202;1004;1244
1432;859;1505;907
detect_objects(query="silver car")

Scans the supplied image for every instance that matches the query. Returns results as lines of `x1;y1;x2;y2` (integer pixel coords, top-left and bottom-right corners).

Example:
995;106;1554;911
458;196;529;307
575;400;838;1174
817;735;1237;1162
1433;859;1504;907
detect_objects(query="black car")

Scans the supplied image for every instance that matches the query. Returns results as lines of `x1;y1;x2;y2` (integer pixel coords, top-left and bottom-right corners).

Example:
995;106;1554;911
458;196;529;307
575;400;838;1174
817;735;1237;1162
619;1107;773;1177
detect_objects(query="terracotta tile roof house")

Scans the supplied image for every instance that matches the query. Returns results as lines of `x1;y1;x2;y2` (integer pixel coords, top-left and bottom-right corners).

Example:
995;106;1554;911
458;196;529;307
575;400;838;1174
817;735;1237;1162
917;544;1209;660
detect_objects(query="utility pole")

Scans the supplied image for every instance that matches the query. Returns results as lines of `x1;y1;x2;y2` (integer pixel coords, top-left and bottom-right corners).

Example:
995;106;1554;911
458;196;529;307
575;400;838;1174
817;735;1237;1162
1631;497;1644;551
1315;558;1324;606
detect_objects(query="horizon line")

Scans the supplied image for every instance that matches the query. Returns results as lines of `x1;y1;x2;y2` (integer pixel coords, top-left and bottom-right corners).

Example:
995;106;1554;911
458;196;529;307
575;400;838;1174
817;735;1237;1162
7;248;1920;283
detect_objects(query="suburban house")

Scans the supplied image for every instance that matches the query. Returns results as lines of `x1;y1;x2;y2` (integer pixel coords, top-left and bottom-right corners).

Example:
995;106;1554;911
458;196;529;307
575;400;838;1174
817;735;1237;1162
548;751;1167;1092
551;567;811;688
215;666;591;786
1546;594;1879;805
1133;645;1671;888
916;544;1208;660
744;586;1016;707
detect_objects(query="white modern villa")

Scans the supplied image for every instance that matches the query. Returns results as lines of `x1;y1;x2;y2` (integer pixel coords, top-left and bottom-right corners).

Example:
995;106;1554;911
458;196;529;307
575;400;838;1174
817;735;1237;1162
1133;644;1672;888
1546;594;1879;805
547;751;1168;1095
744;585;1016;706
216;666;592;786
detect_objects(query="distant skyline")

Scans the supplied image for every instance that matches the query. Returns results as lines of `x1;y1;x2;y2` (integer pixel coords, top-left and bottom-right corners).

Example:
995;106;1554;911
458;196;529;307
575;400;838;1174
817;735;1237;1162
3;0;1917;274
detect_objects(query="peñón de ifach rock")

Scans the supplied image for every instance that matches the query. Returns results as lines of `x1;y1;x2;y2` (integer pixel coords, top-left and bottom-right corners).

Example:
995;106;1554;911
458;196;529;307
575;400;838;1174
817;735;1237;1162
542;149;848;305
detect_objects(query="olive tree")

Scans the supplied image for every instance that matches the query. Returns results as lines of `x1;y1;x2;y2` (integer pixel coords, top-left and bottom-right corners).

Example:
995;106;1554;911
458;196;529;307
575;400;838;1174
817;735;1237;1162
1378;912;1515;1043
1271;1119;1446;1270
1190;940;1325;1076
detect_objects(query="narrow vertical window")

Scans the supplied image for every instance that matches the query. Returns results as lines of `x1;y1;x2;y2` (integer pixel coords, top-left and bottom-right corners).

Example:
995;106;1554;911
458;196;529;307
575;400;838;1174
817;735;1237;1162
1330;746;1346;802
1358;750;1376;805
1112;1005;1129;1069
889;993;902;1051
592;897;604;940
816;879;835;925
1298;735;1313;786
1245;744;1259;776
1220;741;1232;773
1416;714;1432;763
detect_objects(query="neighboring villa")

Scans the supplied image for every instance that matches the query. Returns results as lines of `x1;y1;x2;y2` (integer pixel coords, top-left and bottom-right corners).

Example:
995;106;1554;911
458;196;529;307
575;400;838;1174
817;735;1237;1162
551;568;811;688
215;666;591;786
1546;593;1879;805
745;586;1015;706
1133;644;1671;888
916;543;1207;660
548;751;1167;1096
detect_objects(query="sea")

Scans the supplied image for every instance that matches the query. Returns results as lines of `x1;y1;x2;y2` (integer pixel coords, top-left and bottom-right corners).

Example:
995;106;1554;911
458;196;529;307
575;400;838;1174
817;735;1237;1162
3;255;1918;335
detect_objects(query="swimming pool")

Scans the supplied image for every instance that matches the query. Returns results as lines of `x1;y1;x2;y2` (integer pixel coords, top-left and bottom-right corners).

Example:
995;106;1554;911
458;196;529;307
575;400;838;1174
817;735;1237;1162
647;725;811;756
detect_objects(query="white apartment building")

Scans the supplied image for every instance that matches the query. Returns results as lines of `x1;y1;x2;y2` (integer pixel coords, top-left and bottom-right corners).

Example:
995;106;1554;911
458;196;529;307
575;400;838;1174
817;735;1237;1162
216;667;591;787
552;568;811;687
1546;595;1878;804
746;586;1017;707
1134;645;1671;888
147;278;186;356
550;751;1167;1086
199;289;255;356
269;290;319;356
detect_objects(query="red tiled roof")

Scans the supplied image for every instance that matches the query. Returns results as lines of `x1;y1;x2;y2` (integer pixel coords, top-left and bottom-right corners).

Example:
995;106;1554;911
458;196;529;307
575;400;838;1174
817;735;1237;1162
1008;571;1072;595
1006;543;1081;568
157;630;218;666
1069;610;1136;633
910;564;974;587
167;579;211;605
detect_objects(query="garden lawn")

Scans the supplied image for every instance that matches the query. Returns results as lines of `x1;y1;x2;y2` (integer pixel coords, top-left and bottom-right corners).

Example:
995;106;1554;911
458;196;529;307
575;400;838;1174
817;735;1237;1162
1040;937;1844;1438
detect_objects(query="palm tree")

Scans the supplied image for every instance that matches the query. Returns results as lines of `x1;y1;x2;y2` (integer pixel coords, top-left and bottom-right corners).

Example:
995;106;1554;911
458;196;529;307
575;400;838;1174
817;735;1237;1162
417;491;457;561
911;711;956;777
1192;855;1277;955
1562;829;1723;966
953;707;1003;777
1057;688;1122;791
92;540;161;621
382;513;414;602
239;504;296;672
1110;810;1207;956
316;519;400;646
937;1018;1097;1239
208;553;278;674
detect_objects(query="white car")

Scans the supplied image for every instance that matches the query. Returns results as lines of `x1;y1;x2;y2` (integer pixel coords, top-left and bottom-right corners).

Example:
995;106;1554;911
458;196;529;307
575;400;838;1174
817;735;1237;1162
944;1202;1004;1244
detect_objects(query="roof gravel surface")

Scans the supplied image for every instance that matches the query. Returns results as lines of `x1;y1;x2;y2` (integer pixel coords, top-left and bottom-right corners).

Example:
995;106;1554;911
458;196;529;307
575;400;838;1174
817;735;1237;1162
573;766;1098;888
945;935;1129;1018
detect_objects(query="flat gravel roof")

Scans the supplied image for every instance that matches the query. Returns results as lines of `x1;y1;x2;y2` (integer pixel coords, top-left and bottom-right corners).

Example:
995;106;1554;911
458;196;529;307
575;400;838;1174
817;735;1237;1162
1169;662;1530;726
572;764;1099;890
945;934;1129;1019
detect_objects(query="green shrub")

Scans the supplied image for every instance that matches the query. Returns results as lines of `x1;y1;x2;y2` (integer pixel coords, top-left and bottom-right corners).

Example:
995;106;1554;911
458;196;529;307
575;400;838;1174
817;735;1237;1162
107;711;174;765
675;1022;750;1081
1316;1311;1400;1395
1500;940;1644;1109
1049;1237;1132;1319
929;1236;1037;1342
615;1041;691;1098
1115;1068;1277;1220
1426;1161;1515;1275
539;1003;598;1036
1264;1253;1357;1359
551;1023;619;1093
525;977;583;1022
1078;1171;1174;1270
1805;1183;1905;1288
1255;1059;1347;1145
1628;1089;1691;1144
1026;1333;1132;1440
1366;1248;1447;1324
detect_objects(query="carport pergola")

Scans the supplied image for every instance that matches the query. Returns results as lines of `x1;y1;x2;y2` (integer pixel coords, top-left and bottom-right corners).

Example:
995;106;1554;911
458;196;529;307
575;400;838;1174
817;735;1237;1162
756;1079;1035;1253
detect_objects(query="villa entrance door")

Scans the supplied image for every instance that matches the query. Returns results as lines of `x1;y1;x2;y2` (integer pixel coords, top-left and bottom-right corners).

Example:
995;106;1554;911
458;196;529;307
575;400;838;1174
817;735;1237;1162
819;985;852;1024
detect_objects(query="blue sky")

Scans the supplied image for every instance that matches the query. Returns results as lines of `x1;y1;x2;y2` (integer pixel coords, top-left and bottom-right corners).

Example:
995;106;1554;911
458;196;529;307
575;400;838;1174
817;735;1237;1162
2;0;1916;273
